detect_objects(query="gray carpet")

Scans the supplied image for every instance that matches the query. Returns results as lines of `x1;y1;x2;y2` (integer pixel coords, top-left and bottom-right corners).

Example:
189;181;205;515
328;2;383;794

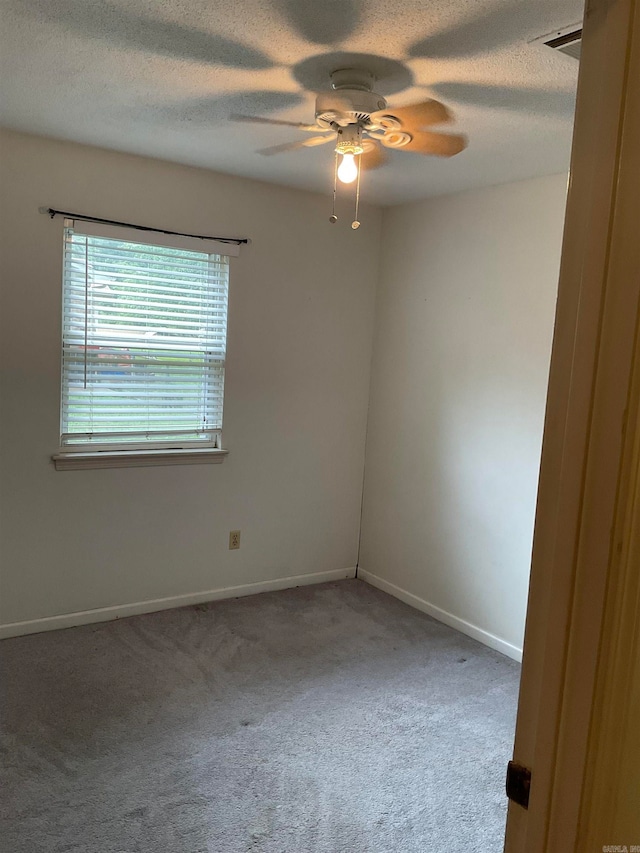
0;579;519;853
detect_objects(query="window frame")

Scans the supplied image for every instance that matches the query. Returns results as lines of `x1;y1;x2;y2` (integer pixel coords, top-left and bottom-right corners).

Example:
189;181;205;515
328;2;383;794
53;219;236;470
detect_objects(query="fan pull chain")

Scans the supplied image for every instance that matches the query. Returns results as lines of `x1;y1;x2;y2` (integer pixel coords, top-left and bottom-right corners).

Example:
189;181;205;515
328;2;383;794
352;156;362;229
329;150;338;223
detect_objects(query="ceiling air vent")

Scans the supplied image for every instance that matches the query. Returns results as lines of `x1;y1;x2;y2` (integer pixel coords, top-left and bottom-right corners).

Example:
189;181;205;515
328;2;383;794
537;24;582;60
545;28;582;60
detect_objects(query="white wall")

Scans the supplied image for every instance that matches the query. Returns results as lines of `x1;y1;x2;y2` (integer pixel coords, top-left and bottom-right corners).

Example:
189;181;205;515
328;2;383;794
0;130;567;652
0;129;381;632
359;175;568;658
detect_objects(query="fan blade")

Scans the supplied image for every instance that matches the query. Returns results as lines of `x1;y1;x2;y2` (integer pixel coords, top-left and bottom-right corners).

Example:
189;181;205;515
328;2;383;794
231;114;324;132
382;131;467;157
258;136;334;156
302;135;336;148
370;99;452;130
359;141;388;170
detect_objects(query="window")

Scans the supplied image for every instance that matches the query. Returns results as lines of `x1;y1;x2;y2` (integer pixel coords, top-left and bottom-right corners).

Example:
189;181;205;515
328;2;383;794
55;220;233;468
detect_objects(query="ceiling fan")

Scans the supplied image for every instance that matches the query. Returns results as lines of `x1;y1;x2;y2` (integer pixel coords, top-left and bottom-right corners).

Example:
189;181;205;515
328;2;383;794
231;68;467;227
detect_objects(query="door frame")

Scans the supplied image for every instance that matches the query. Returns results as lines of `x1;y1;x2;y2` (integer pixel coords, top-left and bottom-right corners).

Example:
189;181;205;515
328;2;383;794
504;0;640;848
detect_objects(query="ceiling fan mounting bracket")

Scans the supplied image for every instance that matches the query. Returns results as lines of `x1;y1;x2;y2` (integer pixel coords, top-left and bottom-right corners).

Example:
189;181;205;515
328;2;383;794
330;68;375;92
315;67;387;129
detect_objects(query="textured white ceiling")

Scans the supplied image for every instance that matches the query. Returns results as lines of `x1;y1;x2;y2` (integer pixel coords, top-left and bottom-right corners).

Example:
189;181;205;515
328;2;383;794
0;0;583;204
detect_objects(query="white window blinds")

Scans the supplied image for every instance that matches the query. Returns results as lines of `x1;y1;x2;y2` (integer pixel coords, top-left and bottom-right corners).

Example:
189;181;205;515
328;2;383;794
60;221;230;450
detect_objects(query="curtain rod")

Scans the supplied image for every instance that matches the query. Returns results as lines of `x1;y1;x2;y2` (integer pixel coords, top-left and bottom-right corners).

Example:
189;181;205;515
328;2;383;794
42;208;249;245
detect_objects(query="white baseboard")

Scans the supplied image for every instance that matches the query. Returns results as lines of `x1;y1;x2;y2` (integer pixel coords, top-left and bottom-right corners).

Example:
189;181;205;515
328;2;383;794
0;567;357;640
358;568;523;662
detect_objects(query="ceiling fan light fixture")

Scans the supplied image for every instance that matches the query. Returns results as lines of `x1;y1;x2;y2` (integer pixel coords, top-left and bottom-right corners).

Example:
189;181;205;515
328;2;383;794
335;124;364;155
335;124;364;184
233;68;467;230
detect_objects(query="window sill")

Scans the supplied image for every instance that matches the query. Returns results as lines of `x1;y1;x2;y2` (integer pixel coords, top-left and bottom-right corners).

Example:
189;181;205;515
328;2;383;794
52;448;229;471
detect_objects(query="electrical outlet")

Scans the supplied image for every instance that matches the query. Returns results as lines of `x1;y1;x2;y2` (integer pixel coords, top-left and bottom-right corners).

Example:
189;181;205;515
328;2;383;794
229;530;241;550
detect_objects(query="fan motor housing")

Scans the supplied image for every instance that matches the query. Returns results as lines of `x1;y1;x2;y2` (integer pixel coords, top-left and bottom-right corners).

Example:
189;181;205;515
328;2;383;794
315;89;387;128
